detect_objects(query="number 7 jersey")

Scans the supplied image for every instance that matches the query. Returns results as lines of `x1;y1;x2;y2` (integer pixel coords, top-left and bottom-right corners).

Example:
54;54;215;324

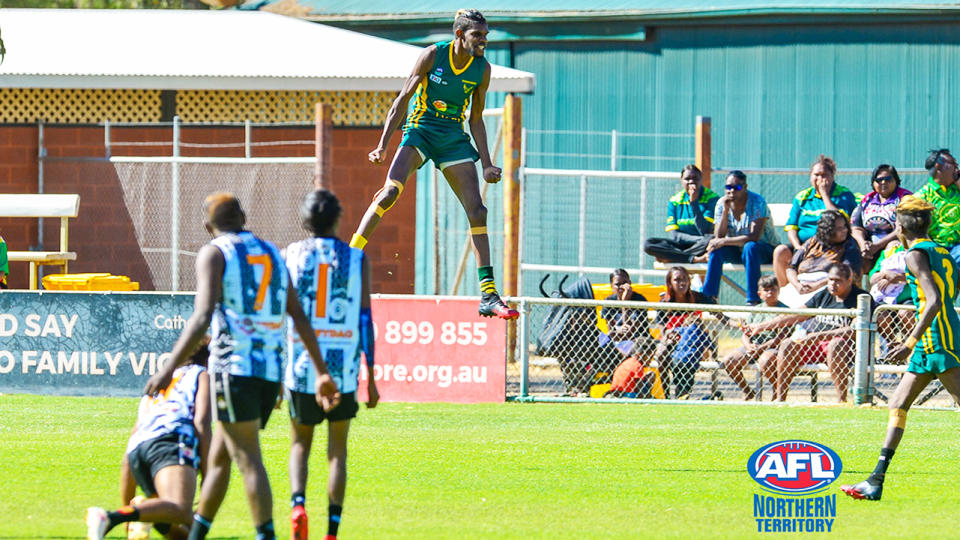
284;237;364;394
209;231;288;381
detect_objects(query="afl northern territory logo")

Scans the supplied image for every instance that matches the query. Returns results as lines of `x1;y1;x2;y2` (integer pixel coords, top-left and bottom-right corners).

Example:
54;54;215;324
748;440;842;495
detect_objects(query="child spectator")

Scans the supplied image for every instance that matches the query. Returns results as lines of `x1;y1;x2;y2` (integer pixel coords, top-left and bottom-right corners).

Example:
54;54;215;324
723;275;789;400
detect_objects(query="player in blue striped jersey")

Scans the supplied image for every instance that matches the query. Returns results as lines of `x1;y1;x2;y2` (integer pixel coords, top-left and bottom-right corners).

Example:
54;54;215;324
284;190;379;540
144;193;340;540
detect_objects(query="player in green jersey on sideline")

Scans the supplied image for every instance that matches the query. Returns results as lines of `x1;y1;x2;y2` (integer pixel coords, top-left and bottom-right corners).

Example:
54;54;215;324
841;196;960;501
350;8;518;320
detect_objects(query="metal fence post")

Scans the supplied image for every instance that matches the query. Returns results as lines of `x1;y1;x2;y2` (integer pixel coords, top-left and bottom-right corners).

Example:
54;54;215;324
518;298;530;399
610;129;617;171
853;293;874;405
171;116;181;292
578;175;587;276
36;121;45;251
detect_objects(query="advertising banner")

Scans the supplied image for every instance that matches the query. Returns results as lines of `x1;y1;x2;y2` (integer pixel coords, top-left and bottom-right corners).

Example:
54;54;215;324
0;292;507;402
360;297;507;403
0;291;193;396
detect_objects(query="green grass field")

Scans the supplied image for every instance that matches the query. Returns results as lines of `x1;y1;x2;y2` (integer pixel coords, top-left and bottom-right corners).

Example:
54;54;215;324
1;394;958;539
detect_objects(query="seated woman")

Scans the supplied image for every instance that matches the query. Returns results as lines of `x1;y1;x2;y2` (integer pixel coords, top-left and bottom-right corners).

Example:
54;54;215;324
599;268;652;353
744;262;876;403
652;266;726;399
773;155;858;286
851;164;912;273
777;210;862;306
700;170;780;305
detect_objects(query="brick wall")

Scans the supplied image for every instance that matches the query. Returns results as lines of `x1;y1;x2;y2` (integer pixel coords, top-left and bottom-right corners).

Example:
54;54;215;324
0;125;415;293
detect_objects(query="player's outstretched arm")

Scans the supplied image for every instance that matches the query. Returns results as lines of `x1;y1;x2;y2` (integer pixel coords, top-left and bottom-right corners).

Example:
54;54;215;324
119;441;136;506
468;64;501;183
369;46;436;164
285;275;341;411
193;369;212;483
144;245;223;396
887;250;940;363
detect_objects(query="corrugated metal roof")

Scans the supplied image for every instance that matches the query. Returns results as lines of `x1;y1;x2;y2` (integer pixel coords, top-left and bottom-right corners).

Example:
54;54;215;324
0;9;534;92
249;0;960;20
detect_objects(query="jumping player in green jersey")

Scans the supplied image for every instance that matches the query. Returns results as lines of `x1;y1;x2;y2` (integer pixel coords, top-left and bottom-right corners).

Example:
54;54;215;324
350;9;518;320
842;196;960;501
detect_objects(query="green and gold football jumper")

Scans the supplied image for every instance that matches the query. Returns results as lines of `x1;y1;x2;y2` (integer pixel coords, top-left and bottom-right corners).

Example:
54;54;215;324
401;40;486;169
905;239;960;373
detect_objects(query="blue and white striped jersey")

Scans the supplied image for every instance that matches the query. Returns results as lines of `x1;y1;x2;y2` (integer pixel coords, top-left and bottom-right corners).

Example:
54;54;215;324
284;237;364;394
209;231;288;382
126;364;205;455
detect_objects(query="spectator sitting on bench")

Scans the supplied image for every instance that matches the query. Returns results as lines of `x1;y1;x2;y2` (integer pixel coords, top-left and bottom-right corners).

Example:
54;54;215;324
0;234;7;289
776;210;862;307
723;275;789;400
652;266;726;399
773;155;858;286
850;164;912;274
599;268;651;355
912;148;960;266
643;164;719;263
700;170;780;305
744;263;876;403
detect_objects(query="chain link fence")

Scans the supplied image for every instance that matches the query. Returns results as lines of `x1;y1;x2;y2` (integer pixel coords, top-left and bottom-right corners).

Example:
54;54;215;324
872;304;958;408
107;157;314;291
508;294;917;405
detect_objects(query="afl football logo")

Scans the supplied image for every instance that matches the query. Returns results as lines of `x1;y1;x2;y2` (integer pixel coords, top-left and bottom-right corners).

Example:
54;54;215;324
432;99;448;112
747;440;842;495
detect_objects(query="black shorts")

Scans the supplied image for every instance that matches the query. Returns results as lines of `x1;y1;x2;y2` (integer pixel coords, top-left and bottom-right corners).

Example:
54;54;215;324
213;373;280;428
127;432;199;497
287;390;358;425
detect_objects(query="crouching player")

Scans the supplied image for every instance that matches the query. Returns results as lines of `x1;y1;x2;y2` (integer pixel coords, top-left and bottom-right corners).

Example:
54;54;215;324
86;343;211;540
285;190;380;540
842;196;960;500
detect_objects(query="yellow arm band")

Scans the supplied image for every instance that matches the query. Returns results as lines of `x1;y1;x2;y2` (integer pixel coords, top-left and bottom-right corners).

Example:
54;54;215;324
888;408;907;430
903;336;918;350
470;226;488;235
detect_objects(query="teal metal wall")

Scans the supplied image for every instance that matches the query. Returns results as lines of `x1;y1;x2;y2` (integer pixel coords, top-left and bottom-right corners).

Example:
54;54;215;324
416;20;960;295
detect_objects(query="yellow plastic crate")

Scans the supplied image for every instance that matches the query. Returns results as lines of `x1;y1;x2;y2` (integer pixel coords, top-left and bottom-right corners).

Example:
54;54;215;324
42;273;140;291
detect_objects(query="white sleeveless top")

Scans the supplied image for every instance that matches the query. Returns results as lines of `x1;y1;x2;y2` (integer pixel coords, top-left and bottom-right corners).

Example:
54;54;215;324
283;237;364;394
209;231;288;382
126;364;205;454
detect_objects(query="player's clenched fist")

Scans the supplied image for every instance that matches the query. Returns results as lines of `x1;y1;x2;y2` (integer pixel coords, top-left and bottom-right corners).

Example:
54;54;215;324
483;165;502;183
369;147;386;164
315;372;342;412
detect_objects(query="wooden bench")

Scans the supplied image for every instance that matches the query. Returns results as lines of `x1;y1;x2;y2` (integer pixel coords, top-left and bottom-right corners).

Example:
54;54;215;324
652;203;792;297
0;194;80;289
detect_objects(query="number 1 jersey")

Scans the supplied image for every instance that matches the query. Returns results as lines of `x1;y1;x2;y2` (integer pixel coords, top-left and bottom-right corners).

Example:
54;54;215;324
284;237;364;394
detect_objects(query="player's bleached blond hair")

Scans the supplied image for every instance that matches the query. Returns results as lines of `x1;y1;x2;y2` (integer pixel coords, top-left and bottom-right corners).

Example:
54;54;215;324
453;9;486;33
203;192;245;231
897;195;934;236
